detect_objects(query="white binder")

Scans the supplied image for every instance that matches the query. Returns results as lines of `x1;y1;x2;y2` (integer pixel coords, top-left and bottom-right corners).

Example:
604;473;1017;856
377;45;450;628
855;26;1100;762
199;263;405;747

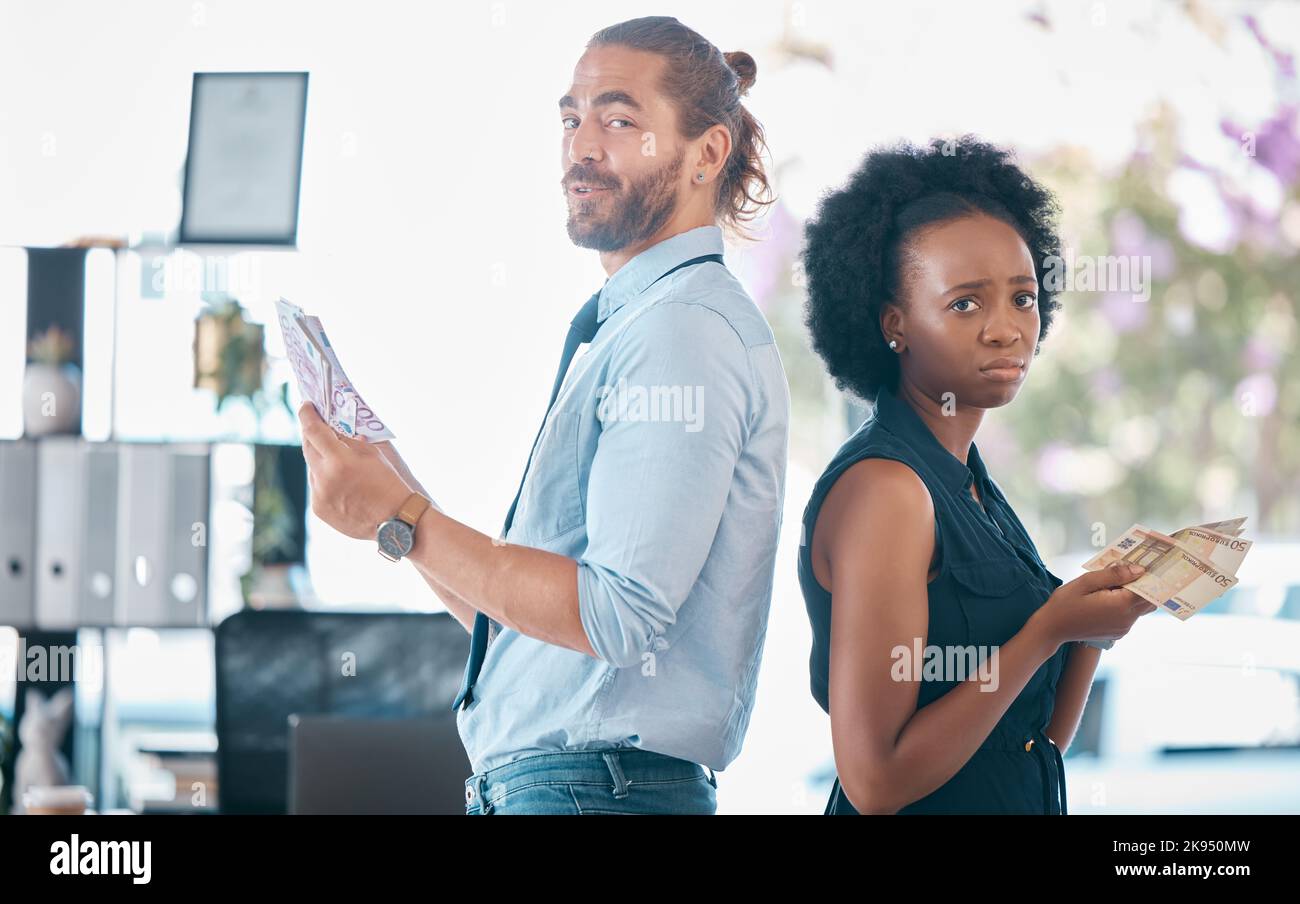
80;441;119;625
0;439;38;626
164;444;210;625
34;437;85;629
115;443;209;626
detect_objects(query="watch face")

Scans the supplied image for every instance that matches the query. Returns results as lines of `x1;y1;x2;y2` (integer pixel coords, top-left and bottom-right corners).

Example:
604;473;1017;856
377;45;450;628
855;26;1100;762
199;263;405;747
377;519;414;559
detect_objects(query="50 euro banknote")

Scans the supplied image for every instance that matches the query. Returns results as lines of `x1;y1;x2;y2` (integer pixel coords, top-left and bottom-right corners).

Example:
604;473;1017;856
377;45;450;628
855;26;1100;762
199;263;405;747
275;297;395;442
1081;518;1250;623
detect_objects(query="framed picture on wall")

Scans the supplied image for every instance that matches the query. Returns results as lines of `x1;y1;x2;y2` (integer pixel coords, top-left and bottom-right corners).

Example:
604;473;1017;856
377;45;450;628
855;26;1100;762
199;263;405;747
179;72;309;246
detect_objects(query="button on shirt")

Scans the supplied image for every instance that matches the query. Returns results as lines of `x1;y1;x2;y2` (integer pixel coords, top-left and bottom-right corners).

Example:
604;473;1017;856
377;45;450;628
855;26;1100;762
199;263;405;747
457;225;791;775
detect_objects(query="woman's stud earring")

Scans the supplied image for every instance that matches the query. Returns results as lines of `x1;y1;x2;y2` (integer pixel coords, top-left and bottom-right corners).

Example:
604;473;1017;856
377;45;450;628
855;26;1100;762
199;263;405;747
696;172;706;182
888;339;898;351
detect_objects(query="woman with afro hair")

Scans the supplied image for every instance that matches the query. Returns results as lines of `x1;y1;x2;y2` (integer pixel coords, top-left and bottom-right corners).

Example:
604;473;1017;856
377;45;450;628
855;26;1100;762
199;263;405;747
796;137;1156;814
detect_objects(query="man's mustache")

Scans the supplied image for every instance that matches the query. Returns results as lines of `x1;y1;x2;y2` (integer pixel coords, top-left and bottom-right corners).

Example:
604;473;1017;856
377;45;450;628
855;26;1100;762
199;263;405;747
562;169;621;190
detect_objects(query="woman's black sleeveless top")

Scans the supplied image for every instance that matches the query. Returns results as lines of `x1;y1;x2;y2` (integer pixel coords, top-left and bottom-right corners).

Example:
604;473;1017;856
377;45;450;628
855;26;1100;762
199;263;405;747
798;384;1072;815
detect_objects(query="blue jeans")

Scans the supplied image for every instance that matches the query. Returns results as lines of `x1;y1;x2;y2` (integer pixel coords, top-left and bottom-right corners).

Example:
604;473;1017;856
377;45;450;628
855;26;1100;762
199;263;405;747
463;748;718;815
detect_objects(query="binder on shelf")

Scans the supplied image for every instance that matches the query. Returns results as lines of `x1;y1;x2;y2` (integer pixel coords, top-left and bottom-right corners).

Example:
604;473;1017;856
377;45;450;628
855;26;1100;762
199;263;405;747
34;437;84;629
0;439;39;626
80;441;119;625
115;443;210;627
165;444;210;626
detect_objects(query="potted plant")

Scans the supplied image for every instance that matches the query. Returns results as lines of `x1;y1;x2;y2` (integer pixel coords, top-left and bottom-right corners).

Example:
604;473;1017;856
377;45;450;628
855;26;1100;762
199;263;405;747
22;325;82;436
240;441;308;608
193;296;268;412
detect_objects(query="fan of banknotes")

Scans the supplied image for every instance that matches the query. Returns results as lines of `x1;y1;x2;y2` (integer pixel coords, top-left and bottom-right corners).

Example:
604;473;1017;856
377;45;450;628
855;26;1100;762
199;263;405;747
1079;516;1252;649
276;297;395;442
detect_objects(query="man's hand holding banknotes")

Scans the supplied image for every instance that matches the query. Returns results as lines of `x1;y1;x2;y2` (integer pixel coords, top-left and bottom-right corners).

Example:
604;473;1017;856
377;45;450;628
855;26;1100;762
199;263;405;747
297;402;416;541
277;297;438;543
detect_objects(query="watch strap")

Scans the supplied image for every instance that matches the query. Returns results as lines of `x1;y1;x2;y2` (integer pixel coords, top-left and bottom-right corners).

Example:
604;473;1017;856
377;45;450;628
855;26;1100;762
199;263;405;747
396;491;432;528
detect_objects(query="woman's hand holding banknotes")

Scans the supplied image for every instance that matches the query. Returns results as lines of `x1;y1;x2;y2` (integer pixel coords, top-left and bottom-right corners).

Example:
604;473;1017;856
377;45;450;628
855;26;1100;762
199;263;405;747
1030;562;1159;652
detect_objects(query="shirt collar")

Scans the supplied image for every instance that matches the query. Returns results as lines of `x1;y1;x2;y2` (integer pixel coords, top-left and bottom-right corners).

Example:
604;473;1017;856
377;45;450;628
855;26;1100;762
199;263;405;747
871;383;988;496
597;225;724;322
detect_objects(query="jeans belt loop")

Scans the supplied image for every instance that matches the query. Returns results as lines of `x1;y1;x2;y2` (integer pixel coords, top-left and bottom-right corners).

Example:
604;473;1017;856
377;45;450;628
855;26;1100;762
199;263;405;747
602;751;630;799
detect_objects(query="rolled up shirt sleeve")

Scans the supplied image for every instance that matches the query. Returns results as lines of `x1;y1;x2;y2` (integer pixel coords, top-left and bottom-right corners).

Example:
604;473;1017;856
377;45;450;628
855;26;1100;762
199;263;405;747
576;300;754;668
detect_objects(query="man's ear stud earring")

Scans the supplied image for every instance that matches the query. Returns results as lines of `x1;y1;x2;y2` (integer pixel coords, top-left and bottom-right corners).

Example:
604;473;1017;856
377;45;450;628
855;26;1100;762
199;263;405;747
889;339;898;350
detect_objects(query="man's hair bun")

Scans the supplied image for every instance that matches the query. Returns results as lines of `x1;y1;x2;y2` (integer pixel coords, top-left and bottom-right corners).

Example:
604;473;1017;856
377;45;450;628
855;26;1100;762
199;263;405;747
724;50;757;96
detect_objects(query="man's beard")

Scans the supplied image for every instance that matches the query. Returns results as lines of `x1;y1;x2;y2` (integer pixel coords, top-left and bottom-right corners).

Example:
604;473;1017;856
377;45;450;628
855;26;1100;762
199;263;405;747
565;149;684;252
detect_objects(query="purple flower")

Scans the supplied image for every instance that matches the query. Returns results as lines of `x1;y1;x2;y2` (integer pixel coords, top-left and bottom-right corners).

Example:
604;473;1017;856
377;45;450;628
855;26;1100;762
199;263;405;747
1100;290;1150;333
1254;107;1300;187
1234;372;1278;417
1109;210;1174;280
1221;106;1300;187
1109;209;1146;257
1244;14;1296;79
1241;335;1282;372
1036;443;1076;494
1147;237;1176;281
742;201;801;312
1089;369;1123;397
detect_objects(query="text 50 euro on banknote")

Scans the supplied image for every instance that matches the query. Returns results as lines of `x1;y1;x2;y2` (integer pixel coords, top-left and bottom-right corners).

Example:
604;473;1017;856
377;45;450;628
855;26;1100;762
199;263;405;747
1082;521;1247;621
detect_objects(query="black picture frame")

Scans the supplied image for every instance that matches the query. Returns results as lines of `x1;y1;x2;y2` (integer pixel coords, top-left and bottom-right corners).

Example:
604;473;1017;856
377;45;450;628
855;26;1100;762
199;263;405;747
178;72;309;247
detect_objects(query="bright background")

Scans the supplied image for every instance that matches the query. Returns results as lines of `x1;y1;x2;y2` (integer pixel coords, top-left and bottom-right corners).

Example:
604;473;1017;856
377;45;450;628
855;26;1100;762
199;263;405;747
1;0;1298;813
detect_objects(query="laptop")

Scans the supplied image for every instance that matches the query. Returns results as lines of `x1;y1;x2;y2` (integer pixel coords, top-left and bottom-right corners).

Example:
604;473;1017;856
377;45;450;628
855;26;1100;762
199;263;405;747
288;714;471;815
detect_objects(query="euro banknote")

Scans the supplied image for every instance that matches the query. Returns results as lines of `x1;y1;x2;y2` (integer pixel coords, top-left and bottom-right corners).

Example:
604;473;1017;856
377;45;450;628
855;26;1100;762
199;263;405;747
276;297;395;442
1079;517;1251;648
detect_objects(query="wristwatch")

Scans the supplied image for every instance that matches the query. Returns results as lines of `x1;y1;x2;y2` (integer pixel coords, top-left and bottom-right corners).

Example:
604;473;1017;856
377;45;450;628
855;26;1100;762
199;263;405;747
376;491;433;562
